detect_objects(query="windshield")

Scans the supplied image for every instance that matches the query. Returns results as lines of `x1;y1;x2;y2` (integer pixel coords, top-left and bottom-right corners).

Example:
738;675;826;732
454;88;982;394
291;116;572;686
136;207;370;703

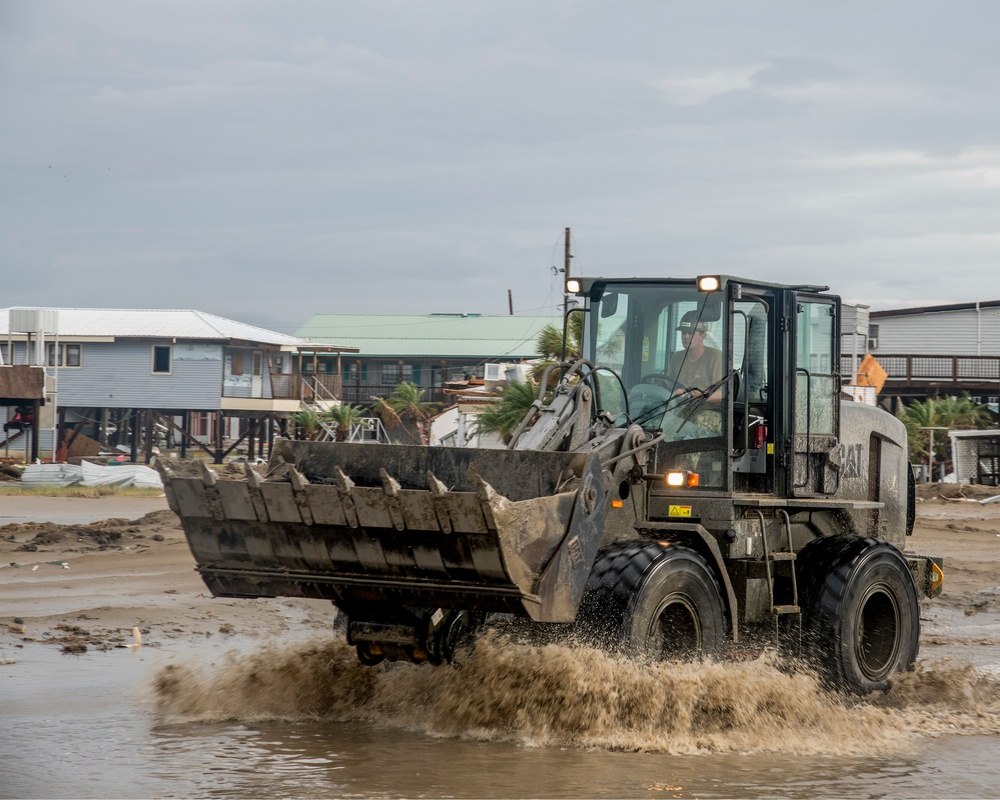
588;282;728;444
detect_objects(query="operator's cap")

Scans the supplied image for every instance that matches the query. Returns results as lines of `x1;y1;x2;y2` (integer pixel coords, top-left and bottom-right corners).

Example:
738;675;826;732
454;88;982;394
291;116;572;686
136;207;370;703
676;311;708;333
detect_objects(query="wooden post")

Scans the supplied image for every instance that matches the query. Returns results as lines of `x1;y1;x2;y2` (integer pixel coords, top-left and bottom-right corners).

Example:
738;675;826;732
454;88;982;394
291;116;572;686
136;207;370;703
180;411;189;458
56;406;67;462
214;412;225;464
248;417;256;460
30;399;40;463
144;409;154;463
130;410;139;463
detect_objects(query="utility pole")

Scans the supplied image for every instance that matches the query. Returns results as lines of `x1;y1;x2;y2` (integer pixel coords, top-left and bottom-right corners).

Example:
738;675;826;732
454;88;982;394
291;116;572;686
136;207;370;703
563;227;572;313
918;426;949;484
508;289;514;316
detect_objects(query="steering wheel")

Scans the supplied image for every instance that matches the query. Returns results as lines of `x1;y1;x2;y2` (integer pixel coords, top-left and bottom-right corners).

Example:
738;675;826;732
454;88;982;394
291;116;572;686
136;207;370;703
639;373;688;392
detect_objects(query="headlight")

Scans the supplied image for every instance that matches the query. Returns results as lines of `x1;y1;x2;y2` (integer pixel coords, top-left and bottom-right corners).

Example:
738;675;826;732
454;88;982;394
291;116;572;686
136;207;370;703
665;470;699;487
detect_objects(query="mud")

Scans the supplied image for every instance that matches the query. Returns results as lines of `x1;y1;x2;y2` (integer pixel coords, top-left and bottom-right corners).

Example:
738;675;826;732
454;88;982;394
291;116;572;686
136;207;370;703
150;632;1000;756
4;510;177;552
1;488;999;797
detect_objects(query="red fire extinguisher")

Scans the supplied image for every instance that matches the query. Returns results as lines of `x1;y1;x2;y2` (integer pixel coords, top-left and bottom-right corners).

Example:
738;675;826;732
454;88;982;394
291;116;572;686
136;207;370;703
754;423;768;451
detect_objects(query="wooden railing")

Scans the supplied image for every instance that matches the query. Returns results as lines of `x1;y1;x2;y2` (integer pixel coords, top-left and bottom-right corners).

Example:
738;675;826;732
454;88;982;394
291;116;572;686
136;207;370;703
842;354;1000;389
340;384;450;407
268;373;343;401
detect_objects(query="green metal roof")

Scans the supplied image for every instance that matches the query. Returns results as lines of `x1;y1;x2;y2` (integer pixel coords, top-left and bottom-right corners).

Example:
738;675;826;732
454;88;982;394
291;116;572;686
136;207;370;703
296;313;560;359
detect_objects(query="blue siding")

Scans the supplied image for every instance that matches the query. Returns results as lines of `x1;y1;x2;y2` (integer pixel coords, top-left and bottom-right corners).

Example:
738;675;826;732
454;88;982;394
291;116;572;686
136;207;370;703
223;347;271;399
55;341;223;409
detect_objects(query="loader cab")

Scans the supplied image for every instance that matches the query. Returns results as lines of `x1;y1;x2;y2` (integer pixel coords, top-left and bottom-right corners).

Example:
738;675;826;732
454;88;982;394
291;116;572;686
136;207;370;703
575;276;841;498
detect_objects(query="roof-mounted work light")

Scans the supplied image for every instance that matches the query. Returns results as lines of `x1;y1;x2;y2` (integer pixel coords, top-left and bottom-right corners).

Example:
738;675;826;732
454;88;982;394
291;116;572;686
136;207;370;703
697;275;721;293
566;278;582;294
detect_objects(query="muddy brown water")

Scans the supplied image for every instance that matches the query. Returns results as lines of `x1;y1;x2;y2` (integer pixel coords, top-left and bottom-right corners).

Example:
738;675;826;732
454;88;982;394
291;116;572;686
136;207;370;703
3;627;1000;799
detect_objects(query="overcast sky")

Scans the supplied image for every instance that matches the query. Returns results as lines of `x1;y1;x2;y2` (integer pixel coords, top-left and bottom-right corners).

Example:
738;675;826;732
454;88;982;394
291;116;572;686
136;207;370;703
1;1;997;334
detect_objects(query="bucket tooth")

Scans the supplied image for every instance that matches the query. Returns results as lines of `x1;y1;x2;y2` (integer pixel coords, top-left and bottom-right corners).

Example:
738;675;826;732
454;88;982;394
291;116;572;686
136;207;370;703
379;468;406;531
199;460;218;487
288;465;315;526
198;460;225;521
476;477;504;532
427;471;453;533
243;461;269;522
334;466;361;528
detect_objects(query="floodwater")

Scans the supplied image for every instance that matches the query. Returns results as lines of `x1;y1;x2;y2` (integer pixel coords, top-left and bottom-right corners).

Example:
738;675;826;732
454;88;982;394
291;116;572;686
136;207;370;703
3;629;1000;799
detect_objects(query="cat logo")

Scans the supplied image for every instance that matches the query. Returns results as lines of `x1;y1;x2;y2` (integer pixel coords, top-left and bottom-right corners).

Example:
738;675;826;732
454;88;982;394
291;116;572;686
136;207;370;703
841;442;866;481
669;505;692;518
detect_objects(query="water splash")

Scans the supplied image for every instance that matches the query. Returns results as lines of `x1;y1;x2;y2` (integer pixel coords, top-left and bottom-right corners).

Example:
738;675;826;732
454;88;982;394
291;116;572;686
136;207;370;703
152;632;1000;755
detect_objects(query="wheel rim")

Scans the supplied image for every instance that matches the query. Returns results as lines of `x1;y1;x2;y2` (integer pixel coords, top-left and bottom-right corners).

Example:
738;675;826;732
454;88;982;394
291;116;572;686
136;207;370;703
647;594;702;659
855;582;901;680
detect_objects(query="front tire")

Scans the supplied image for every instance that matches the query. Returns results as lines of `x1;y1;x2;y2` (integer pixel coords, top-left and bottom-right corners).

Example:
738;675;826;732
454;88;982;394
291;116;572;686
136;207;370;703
579;541;726;661
797;534;920;694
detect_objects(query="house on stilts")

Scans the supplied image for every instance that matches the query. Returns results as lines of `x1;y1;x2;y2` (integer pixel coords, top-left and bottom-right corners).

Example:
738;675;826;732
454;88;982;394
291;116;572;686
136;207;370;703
1;307;357;463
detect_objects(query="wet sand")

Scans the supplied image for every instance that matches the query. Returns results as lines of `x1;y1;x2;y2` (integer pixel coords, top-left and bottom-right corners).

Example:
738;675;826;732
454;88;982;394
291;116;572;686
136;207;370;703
1;486;999;798
0;495;334;649
2;485;997;654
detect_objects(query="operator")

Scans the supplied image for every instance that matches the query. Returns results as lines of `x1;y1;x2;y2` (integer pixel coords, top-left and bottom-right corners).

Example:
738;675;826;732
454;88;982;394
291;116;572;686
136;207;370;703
669;311;723;403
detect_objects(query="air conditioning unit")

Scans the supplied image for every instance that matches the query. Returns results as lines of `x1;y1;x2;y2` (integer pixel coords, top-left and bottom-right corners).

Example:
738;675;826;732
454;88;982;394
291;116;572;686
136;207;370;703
867;324;879;351
484;363;503;382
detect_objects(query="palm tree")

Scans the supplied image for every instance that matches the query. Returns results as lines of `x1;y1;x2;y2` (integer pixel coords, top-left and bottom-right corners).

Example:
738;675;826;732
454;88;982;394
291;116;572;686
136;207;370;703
898;394;992;467
324;403;363;442
472;380;543;444
292;409;322;440
531;313;584;384
372;382;441;445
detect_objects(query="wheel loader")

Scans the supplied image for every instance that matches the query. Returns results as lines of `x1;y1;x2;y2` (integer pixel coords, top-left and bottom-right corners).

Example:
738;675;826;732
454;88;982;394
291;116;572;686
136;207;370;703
160;274;943;694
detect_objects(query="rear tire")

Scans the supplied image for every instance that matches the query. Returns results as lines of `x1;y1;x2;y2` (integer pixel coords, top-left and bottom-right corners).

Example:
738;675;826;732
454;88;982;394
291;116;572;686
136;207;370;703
797;534;920;694
579;541;726;661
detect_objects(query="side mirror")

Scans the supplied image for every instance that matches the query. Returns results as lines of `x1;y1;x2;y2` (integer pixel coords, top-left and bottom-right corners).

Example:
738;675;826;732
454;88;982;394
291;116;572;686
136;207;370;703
600;291;619;318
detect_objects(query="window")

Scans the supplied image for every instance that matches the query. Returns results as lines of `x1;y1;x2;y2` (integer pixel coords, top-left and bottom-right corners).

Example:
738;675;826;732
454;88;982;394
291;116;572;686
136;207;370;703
152;345;172;374
795;301;836;435
231;353;244;375
868;323;879;351
45;343;83;368
383;364;419;384
0;343;9;365
342;363;368;383
270;353;285;374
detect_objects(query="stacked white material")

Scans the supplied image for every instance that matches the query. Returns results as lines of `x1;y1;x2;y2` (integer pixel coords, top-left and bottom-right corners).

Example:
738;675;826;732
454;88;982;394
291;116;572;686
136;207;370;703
79;460;162;489
20;463;82;487
20;462;163;489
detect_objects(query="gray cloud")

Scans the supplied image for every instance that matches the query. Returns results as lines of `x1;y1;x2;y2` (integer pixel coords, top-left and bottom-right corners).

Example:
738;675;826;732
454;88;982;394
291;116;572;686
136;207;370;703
1;0;997;332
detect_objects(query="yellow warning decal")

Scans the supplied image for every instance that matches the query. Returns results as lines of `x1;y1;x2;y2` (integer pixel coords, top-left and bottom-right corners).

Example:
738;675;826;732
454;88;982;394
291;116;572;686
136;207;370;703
767;443;774;455
668;505;692;518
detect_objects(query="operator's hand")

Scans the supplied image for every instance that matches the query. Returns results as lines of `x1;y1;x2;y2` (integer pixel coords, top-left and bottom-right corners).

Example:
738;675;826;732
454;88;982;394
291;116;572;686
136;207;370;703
674;386;720;404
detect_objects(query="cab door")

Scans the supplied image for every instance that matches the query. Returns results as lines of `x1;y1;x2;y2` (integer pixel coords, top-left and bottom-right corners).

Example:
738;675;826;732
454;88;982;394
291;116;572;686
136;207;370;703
791;295;840;495
731;288;776;493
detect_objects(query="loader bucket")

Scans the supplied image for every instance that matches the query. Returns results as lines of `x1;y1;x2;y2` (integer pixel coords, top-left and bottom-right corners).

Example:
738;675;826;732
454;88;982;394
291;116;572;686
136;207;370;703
159;440;608;622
